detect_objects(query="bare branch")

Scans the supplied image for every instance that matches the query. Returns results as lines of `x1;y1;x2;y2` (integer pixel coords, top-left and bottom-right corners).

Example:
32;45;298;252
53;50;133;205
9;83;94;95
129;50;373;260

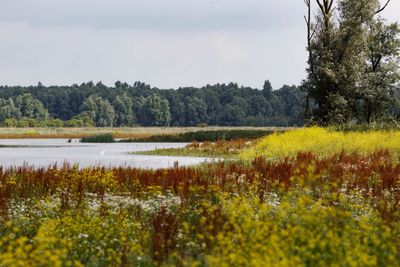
376;0;391;14
310;21;319;40
316;0;334;19
316;0;324;13
305;0;315;74
316;0;334;30
327;0;334;12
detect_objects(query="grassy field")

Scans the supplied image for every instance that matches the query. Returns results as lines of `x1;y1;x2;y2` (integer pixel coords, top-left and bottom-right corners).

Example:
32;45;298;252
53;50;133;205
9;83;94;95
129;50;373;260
2;127;400;266
0;126;290;139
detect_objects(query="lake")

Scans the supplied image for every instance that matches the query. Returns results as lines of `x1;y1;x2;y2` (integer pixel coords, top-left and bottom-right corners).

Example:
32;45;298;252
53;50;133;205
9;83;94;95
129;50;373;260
0;139;212;169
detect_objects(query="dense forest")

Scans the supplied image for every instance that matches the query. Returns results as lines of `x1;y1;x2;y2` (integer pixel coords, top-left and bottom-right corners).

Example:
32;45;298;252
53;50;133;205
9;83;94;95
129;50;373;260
0;81;305;127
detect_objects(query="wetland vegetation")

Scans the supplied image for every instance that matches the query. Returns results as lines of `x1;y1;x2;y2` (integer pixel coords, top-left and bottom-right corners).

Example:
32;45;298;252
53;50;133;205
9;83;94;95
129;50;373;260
1;0;400;265
2;127;400;266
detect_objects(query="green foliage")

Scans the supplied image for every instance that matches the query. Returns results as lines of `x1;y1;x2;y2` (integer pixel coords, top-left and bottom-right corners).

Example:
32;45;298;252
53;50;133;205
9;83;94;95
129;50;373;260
0;94;49;124
303;0;400;125
80;95;115;127
0;118;94;128
138;94;171;127
113;93;136;126
217;104;247;126
15;94;49;121
127;129;272;142
360;20;400;122
0;99;20;122
183;96;207;126
0;81;306;127
64;114;95;128
2;118;17;127
80;133;115;143
333;121;400;132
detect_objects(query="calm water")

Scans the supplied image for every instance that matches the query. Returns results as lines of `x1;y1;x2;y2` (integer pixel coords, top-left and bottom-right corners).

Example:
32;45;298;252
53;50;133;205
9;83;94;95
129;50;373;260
0;139;212;169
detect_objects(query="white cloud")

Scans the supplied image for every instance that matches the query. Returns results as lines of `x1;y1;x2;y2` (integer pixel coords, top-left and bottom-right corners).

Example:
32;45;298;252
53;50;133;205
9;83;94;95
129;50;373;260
0;0;305;31
0;0;398;89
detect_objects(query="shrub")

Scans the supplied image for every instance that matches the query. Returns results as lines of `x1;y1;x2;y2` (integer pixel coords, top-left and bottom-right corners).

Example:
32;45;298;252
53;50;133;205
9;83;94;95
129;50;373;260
80;134;115;143
127;130;273;142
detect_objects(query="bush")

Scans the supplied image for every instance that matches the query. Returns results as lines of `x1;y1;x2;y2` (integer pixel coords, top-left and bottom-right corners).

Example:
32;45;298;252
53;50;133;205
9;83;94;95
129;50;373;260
80;134;115;143
64;119;84;128
126;130;273;143
333;122;400;132
46;119;64;127
2;118;17;127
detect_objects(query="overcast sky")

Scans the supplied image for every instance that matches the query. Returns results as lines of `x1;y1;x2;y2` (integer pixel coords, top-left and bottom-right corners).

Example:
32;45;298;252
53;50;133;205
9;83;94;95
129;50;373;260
0;0;398;89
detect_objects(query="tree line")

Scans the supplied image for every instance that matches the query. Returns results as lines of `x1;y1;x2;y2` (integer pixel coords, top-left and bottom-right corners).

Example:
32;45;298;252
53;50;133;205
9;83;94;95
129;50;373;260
0;81;305;127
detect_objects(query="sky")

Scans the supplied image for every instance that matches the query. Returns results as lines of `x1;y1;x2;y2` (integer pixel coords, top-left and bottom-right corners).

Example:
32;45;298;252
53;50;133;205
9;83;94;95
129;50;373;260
0;0;398;89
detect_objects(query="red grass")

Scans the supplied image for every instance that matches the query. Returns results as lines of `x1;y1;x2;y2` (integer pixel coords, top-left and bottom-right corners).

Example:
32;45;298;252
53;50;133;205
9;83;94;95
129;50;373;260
1;150;400;221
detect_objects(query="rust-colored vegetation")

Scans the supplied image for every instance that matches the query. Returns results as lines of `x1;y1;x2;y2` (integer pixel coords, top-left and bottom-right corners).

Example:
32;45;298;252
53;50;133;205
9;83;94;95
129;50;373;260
1;147;400;265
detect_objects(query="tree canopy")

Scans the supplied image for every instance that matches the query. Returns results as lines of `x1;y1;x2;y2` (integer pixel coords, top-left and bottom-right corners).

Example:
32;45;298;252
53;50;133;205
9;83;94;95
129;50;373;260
0;81;306;127
303;0;400;125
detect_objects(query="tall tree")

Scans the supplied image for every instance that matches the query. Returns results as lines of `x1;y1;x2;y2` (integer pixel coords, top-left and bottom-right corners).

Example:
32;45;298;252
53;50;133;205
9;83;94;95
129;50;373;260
0;98;21;122
303;0;400;124
15;93;49;120
184;96;207;126
113;93;135;126
80;95;115;127
139;94;171;126
359;20;400;122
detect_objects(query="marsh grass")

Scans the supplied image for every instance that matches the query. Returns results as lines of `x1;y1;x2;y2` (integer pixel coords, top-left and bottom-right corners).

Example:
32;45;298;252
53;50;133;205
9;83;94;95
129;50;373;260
135;139;255;158
0;127;286;139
